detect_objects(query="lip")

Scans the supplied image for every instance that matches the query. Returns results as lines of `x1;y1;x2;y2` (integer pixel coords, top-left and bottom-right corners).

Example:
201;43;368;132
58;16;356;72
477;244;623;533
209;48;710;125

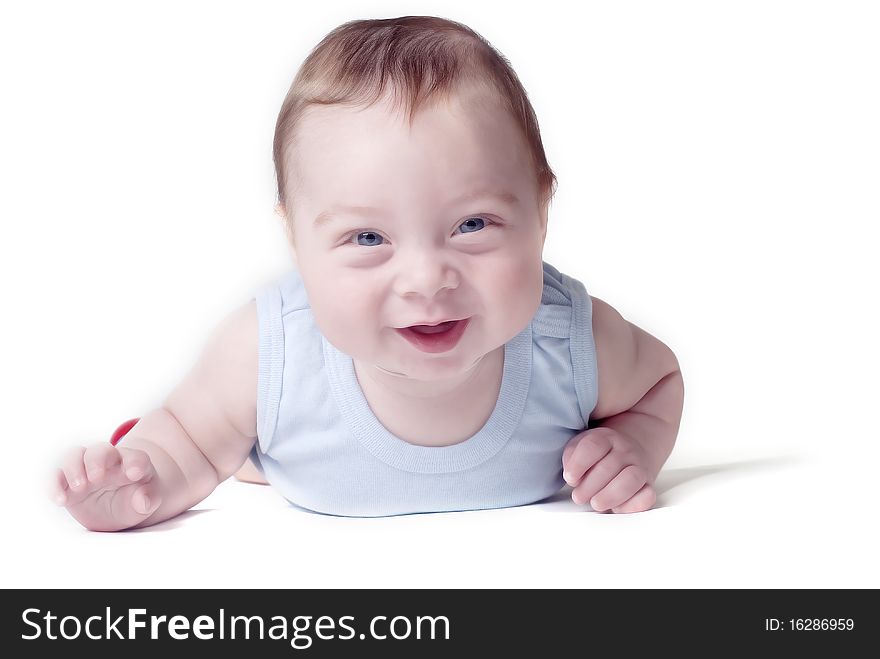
394;317;471;354
396;317;466;328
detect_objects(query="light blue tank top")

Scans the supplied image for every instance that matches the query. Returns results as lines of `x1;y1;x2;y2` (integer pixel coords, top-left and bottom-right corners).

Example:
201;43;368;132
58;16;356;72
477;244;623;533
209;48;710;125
248;260;598;517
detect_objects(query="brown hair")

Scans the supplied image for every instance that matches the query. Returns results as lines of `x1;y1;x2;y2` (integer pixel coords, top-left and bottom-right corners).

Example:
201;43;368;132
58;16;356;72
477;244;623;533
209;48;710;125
272;15;557;237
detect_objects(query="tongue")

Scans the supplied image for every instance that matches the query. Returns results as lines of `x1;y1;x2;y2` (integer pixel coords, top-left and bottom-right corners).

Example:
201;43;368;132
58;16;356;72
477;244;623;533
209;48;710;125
411;320;456;334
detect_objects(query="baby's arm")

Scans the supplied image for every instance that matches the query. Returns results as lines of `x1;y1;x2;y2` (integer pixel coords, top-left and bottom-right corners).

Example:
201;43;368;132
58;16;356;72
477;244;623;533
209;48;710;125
562;296;683;513
585;297;683;477
51;300;258;531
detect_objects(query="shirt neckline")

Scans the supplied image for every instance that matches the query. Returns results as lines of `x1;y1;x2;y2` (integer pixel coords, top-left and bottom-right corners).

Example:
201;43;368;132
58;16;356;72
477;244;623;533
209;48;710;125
322;323;532;473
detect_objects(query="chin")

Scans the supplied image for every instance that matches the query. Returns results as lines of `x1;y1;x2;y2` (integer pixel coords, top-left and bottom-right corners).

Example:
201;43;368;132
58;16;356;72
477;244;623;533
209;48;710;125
398;354;471;376
405;344;497;381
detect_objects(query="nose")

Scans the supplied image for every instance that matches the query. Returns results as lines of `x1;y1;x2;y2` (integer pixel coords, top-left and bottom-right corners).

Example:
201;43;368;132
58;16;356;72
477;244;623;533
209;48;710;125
393;249;459;299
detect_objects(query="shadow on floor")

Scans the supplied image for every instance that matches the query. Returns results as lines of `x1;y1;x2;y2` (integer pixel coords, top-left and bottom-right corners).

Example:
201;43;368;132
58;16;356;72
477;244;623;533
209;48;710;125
125;508;216;533
535;453;806;513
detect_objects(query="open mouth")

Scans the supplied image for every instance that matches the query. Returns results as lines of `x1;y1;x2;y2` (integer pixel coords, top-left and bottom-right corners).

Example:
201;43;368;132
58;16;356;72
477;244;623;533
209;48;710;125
395;318;470;353
407;320;459;334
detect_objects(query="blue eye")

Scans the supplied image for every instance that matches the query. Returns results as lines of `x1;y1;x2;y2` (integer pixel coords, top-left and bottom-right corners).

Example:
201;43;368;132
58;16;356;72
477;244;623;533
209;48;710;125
347;216;491;247
457;216;487;234
352;231;384;247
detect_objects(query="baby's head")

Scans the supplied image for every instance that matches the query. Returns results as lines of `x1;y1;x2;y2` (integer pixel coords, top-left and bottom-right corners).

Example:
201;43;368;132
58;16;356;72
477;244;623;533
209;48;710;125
272;16;557;385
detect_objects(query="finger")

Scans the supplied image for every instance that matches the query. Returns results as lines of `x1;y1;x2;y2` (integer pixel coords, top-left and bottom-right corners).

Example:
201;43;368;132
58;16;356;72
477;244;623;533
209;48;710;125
571;453;627;506
589;465;649;512
118;447;155;483
561;432;584;468
107;481;162;527
130;483;161;516
562;430;613;487
50;468;70;506
611;483;657;514
83;443;118;484
60;446;87;495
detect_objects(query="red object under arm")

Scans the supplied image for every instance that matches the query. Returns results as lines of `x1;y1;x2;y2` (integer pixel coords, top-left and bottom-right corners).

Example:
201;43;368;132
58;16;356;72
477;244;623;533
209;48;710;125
109;417;141;445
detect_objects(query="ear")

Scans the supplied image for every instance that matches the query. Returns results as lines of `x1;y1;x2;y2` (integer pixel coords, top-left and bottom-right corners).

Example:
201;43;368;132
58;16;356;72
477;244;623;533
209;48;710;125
539;201;548;246
274;203;298;264
274;202;291;240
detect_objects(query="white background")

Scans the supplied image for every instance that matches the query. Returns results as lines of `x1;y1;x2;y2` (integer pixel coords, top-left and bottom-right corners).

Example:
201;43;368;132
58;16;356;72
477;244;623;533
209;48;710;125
2;0;878;588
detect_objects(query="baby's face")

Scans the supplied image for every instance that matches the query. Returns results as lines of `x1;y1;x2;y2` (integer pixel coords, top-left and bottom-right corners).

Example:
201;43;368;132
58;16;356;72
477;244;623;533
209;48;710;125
285;87;547;383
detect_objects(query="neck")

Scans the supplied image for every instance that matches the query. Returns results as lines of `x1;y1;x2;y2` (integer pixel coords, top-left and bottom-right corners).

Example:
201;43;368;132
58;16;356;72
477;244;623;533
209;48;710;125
354;346;501;400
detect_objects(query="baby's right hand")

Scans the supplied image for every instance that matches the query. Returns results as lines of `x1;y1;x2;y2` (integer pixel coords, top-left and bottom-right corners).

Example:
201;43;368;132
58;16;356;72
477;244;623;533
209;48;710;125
50;443;162;532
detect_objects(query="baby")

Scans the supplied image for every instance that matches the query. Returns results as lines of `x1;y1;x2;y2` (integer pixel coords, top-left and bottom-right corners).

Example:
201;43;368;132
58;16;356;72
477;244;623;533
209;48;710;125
50;16;684;530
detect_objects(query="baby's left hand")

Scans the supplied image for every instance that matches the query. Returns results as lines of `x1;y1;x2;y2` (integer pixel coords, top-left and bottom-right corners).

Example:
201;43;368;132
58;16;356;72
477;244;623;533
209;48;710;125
561;427;657;513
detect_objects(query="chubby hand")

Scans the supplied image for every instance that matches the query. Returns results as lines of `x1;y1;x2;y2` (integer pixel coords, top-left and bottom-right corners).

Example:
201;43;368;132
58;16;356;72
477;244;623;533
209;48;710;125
562;427;657;513
49;442;162;531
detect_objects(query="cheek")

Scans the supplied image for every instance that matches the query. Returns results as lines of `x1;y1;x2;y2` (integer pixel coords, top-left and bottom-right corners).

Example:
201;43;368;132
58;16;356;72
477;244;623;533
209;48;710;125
486;258;544;326
307;274;383;342
490;256;542;301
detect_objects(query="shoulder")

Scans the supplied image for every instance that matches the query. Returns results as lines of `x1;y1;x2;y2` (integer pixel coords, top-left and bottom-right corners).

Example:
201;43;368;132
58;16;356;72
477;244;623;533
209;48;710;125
161;298;258;478
180;299;258;439
214;299;258;431
589;295;679;421
206;299;258;376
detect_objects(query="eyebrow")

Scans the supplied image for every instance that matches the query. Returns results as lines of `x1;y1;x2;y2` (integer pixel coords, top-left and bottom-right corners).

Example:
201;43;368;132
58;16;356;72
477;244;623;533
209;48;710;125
312;188;521;229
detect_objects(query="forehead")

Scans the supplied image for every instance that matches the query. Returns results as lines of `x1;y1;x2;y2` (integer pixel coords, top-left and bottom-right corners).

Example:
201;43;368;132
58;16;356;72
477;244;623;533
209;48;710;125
289;90;534;203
